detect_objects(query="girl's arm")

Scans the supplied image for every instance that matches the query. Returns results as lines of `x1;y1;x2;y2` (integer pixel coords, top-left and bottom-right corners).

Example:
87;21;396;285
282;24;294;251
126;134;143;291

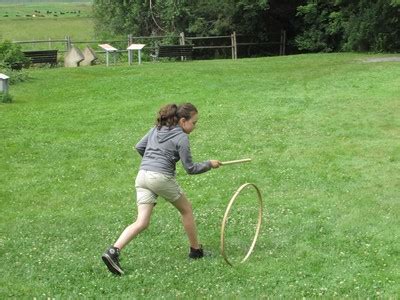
135;128;153;157
178;135;212;174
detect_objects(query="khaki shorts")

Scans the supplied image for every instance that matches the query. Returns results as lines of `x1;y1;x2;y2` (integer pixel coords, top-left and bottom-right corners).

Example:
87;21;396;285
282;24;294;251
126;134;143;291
135;170;183;205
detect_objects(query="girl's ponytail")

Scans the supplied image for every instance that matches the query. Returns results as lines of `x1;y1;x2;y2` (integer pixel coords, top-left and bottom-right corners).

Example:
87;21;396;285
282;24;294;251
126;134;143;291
156;104;178;129
155;102;198;129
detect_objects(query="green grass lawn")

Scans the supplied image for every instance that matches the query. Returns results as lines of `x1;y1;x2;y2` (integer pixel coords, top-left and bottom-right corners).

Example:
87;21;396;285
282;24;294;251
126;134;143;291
1;53;399;298
0;17;93;41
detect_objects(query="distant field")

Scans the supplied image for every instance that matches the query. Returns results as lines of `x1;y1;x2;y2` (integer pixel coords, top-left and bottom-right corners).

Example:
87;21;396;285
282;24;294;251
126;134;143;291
0;2;91;18
0;2;93;41
0;0;87;2
0;17;94;41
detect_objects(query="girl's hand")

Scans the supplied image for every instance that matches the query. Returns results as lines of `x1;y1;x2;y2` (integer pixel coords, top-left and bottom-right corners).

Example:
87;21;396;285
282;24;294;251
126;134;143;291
210;160;221;168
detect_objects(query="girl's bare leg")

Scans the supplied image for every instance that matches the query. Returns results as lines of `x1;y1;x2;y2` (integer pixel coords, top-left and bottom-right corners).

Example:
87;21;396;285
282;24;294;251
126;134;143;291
171;194;200;249
114;203;154;250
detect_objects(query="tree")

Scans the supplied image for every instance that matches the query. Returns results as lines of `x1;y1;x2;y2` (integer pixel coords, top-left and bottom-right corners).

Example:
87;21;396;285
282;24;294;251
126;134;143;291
343;0;400;51
295;0;400;52
295;1;345;52
93;0;271;37
0;40;30;69
93;0;400;53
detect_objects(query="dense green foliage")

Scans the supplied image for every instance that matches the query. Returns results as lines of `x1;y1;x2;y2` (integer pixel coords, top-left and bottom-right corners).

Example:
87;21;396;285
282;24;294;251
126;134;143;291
296;0;400;52
0;91;12;103
93;0;271;37
0;40;30;86
1;53;399;298
93;0;400;52
0;40;29;68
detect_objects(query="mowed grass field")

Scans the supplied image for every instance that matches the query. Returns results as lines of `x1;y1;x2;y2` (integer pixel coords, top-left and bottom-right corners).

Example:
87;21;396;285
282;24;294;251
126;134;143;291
1;53;399;298
0;2;93;40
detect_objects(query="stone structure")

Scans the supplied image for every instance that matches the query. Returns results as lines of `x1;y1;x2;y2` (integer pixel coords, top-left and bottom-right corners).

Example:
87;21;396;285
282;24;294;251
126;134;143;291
64;46;84;67
81;46;98;66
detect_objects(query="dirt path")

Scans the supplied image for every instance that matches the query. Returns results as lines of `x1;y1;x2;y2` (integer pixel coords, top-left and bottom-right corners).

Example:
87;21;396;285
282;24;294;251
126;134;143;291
363;57;400;63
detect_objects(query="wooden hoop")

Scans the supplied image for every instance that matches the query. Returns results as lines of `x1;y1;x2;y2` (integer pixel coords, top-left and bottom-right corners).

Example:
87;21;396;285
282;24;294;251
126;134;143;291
220;183;263;266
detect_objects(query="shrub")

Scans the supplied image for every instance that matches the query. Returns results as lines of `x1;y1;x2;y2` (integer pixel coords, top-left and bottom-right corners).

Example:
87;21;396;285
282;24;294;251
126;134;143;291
0;67;30;85
1;92;13;103
8;69;29;84
295;0;400;53
0;40;30;69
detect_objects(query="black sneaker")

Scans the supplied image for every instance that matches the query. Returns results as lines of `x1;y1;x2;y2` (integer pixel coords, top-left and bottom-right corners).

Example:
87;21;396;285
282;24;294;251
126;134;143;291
189;245;204;259
102;246;124;275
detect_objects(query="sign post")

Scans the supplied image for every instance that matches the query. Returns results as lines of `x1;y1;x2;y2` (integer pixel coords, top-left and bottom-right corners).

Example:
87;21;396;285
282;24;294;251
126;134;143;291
98;44;118;67
127;44;146;65
0;73;10;94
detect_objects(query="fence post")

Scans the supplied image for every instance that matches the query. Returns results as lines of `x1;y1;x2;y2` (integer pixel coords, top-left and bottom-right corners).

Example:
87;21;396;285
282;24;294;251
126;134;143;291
128;34;132;46
280;30;286;55
231;33;234;60
179;32;185;45
179;32;185;61
233;31;237;59
65;36;72;51
282;30;286;55
231;32;237;60
48;37;51;49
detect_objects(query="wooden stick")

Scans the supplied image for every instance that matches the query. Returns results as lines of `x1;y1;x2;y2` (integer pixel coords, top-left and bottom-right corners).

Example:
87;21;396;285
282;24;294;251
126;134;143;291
221;158;251;166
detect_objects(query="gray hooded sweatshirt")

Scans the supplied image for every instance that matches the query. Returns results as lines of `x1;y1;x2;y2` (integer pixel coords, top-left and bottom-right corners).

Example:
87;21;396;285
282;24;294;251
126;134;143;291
135;126;211;176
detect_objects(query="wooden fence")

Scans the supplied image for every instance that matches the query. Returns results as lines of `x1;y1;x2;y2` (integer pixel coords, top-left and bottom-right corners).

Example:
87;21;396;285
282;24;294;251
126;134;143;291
13;31;287;60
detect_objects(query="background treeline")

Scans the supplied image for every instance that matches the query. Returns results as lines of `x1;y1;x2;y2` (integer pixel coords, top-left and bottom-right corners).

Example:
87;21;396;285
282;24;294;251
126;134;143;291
93;0;400;53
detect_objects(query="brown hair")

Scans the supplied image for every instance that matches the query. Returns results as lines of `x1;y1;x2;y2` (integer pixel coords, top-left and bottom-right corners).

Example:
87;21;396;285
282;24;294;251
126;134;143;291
156;103;198;129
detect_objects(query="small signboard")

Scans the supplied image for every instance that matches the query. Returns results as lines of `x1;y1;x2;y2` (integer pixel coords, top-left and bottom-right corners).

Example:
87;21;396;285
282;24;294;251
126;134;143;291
127;44;146;50
127;44;146;65
98;44;118;52
98;44;118;66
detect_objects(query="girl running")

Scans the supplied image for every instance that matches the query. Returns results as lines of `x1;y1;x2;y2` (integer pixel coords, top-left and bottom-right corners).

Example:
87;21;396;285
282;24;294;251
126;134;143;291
102;103;221;275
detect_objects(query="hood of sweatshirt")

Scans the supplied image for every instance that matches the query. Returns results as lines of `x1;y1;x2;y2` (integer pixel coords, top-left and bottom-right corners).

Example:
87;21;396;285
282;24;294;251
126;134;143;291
156;126;184;143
